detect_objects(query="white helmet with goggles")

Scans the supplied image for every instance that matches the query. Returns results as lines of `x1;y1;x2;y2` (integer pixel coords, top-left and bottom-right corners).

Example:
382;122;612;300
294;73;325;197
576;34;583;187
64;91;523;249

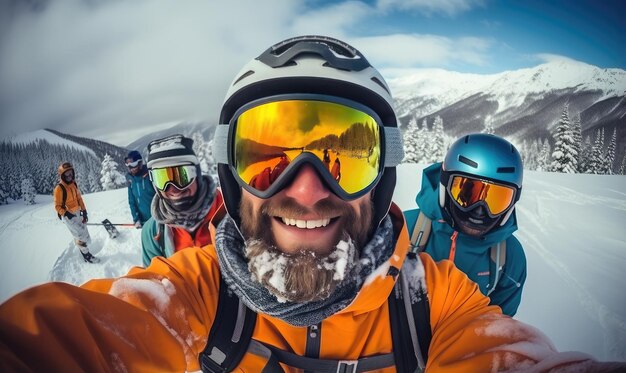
213;35;404;230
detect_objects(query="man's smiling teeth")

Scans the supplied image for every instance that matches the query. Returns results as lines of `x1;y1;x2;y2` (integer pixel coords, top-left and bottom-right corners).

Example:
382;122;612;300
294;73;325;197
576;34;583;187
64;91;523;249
280;217;331;229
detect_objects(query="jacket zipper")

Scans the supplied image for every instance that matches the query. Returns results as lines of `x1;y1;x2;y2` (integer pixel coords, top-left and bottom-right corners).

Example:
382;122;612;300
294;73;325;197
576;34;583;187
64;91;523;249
449;231;459;262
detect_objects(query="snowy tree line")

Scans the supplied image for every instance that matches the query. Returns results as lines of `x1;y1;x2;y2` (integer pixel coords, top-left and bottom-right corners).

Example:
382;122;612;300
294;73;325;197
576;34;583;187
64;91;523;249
191;131;219;184
402;105;625;175
520;104;623;175
402;115;450;164
0;130;219;205
0;141;127;204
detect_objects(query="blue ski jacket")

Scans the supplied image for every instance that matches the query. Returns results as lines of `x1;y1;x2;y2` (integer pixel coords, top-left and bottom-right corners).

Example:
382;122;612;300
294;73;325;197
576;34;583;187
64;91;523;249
127;166;156;224
404;163;527;316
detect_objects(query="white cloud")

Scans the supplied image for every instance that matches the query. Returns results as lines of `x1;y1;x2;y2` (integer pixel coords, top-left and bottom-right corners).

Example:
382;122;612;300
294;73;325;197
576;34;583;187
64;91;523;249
534;53;581;64
352;33;493;69
0;0;300;144
480;19;502;28
376;0;485;16
0;0;494;144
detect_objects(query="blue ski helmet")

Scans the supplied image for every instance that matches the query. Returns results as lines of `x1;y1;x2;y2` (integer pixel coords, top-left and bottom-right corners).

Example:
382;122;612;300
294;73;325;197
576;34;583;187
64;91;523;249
440;133;523;230
126;150;142;162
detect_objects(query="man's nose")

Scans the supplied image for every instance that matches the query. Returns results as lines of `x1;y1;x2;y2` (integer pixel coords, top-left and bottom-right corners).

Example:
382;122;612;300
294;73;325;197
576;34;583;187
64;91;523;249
282;164;331;206
165;184;182;194
469;204;488;218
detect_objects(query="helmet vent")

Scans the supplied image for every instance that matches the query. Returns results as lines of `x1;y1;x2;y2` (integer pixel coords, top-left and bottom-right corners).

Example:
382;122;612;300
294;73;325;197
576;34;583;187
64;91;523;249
233;70;255;85
497;167;515;173
322;61;349;72
458;155;478;168
258;36;370;71
370;77;390;94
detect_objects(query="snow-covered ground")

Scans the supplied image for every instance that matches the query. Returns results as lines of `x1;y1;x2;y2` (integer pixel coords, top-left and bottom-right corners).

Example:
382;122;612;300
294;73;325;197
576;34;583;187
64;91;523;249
0;164;625;362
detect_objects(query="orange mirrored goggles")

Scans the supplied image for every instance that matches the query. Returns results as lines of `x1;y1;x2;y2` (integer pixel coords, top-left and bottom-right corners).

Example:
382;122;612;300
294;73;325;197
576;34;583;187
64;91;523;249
231;97;383;199
448;175;516;216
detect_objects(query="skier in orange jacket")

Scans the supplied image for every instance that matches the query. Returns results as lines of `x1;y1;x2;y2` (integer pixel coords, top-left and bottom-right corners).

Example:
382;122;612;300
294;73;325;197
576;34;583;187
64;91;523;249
53;162;98;263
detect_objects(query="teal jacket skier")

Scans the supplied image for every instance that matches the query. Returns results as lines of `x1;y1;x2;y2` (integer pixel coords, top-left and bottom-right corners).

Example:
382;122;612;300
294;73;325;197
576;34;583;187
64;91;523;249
404;135;527;317
125;151;156;226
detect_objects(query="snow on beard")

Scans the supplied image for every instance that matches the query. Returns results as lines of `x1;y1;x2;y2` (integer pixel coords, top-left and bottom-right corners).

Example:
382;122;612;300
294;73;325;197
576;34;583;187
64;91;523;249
239;196;373;303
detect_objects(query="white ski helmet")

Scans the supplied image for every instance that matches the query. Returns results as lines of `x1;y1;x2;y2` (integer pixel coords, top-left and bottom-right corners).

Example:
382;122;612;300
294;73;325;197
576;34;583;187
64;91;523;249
213;35;403;230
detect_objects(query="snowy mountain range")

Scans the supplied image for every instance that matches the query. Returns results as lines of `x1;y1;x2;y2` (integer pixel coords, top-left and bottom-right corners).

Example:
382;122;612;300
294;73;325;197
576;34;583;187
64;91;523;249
126;121;216;156
4;129;97;157
389;59;626;145
0;128;127;163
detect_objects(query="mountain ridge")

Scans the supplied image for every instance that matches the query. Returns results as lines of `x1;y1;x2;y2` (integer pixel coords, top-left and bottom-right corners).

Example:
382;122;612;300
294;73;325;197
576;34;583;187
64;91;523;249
389;59;626;159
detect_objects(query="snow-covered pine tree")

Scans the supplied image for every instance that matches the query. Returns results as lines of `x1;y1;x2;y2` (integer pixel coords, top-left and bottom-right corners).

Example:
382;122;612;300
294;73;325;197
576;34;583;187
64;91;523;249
100;153;126;191
605;127;617;175
191;131;217;177
525;139;540;171
619;154;626;175
538;138;551;171
571;113;583;171
0;174;7;202
549;104;577;173
402;117;420;163
9;173;21;200
519;139;528;166
578;136;593;173
88;169;102;193
483;119;495;135
0;188;7;205
206;138;218;179
21;178;36;205
415;119;429;163
589;128;605;174
430;116;445;163
40;166;57;195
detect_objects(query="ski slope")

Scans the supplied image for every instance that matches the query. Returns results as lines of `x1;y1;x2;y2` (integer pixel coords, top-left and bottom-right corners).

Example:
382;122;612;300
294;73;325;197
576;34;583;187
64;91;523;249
0;164;625;362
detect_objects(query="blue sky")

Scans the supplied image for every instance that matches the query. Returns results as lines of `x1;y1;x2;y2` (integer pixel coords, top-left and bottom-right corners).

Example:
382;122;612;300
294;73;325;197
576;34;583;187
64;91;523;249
337;0;626;73
0;0;624;143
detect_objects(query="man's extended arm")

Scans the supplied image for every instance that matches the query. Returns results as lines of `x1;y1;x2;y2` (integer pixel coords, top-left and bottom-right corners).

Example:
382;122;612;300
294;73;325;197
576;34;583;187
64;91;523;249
420;252;591;372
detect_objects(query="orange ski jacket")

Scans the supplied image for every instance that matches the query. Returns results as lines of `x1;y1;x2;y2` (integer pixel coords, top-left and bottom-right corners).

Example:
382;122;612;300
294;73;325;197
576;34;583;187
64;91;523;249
53;180;86;216
0;203;591;372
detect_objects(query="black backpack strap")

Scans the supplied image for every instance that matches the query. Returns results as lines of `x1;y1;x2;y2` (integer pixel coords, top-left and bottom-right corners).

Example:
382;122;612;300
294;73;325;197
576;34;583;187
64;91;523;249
254;340;394;373
199;277;257;372
56;183;67;219
389;252;432;372
388;278;416;372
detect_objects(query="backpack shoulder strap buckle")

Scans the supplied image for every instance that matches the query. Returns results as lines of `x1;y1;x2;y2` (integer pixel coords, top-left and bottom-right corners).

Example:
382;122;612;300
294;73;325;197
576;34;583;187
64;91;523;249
410;212;432;253
336;360;358;373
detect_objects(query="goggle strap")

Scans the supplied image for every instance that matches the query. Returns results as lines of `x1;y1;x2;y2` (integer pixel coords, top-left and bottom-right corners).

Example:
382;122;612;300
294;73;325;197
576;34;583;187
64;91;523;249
383;127;403;167
213;123;404;168
214;124;230;164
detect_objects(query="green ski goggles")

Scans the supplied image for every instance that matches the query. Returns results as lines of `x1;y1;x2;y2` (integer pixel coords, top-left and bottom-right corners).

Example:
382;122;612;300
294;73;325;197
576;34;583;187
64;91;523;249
149;165;197;191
